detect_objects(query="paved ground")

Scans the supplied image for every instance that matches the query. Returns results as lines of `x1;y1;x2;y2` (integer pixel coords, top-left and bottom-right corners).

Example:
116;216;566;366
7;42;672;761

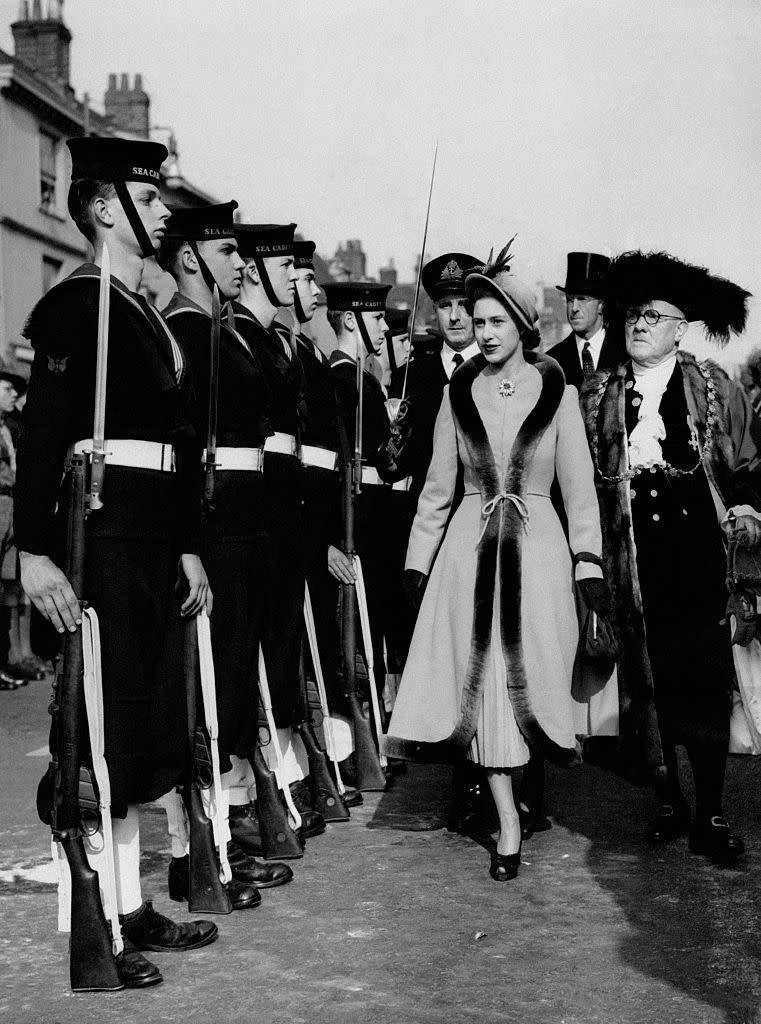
2;678;761;1024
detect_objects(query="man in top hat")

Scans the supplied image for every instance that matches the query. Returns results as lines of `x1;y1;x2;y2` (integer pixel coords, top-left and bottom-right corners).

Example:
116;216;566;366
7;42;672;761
158;201;293;904
581;249;759;864
548;252;623;390
15;135;217;989
231;223;326;840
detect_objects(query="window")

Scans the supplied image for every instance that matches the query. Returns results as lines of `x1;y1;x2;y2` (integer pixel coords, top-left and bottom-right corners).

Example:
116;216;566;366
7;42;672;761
39;130;59;211
42;256;62;294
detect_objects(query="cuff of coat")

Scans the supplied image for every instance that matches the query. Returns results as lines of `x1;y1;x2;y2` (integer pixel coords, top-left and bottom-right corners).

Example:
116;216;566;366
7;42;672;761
575;561;603;581
724;504;761;525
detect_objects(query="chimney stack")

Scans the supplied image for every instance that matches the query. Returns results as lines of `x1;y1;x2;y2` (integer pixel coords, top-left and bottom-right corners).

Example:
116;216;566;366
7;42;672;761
104;72;151;138
11;0;73;94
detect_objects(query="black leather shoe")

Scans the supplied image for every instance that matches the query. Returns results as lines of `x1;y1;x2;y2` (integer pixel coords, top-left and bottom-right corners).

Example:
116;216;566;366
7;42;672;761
118;938;163;987
489;848;522;882
120;900;218;951
0;668;26;690
646;803;691;844
229;802;263;856
689;817;745;864
227;841;293;888
299;808;326;839
519;809;552;842
290;780;327;838
167;856;262;909
341;787;363;808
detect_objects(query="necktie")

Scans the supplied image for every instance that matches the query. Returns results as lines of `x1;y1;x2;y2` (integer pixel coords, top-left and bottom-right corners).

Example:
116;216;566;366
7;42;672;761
452;353;464;371
581;342;595;377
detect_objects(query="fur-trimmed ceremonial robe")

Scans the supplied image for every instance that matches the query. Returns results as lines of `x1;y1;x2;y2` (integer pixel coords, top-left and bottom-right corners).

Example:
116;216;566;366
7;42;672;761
385;352;603;768
580;350;761;780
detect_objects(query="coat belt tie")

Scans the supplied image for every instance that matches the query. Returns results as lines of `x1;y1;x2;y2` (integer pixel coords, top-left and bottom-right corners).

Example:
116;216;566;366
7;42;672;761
477;491;530;545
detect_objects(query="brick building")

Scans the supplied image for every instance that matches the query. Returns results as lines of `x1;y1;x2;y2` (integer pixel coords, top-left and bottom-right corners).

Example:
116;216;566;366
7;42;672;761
0;0;216;372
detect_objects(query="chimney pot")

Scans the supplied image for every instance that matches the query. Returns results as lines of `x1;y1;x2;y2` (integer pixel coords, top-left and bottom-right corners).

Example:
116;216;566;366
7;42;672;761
120;73;129;91
32;0;42;18
107;72;117;91
134;72;143;91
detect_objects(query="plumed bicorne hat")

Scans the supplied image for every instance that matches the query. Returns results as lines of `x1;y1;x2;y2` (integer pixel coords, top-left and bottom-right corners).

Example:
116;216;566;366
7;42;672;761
604;250;751;346
463;237;540;341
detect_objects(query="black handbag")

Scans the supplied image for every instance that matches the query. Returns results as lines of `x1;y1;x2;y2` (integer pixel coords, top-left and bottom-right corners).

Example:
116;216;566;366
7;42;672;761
723;537;761;646
571;609;619;703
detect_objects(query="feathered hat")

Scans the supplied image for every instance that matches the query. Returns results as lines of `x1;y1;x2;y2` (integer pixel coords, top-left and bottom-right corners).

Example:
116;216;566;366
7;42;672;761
604;250;751;345
464;236;539;341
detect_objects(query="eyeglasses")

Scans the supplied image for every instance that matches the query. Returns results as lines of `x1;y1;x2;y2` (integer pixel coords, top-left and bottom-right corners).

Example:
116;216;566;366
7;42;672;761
625;308;685;326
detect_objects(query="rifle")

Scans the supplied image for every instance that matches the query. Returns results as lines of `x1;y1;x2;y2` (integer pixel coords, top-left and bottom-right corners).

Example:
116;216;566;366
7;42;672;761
180;616;232;914
354;556;388;769
297;584;349;822
340;392;387;791
49;455;123;991
250;649;304;860
303;582;349;797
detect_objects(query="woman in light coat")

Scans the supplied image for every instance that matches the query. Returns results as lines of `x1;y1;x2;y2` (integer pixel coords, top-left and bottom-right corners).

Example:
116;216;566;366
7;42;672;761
385;251;609;880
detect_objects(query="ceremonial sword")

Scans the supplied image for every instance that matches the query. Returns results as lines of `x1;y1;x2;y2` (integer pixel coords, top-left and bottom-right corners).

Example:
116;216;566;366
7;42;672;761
399;141;438;406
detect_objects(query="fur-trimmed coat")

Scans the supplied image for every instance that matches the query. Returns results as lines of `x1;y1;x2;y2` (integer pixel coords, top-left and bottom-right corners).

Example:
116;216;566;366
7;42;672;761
580;349;761;780
384;352;602;768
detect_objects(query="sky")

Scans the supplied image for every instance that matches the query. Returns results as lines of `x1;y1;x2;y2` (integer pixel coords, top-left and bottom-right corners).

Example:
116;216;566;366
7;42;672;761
2;0;760;360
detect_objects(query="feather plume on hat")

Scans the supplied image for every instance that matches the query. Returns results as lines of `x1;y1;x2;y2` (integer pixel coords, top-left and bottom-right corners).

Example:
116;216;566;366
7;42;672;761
474;235;517;279
604;250;751;346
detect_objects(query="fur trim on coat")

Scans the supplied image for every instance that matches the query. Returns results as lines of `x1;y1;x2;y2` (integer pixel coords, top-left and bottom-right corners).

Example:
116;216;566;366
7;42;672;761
443;350;577;766
580;349;761;781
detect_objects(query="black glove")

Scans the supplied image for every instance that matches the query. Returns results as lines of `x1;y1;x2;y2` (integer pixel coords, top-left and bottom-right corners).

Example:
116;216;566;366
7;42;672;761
402;569;428;613
577;577;611;618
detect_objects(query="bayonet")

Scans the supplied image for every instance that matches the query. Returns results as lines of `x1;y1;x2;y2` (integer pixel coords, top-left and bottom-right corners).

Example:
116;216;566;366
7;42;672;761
89;244;111;511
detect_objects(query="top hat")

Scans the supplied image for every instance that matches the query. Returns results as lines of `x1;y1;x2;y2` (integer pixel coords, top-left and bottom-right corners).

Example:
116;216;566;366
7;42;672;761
556;252;610;297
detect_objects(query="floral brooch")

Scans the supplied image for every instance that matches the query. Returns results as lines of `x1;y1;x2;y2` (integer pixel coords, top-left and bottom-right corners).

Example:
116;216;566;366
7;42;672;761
498;379;516;398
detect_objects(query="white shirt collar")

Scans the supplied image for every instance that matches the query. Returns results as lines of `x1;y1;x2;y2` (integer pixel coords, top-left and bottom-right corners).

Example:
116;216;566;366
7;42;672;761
575;325;606;365
441;340;480;379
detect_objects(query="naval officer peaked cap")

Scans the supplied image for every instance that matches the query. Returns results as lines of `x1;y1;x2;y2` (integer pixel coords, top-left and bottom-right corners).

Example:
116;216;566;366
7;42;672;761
235;223;297;259
67;136;168;184
322;281;391;312
293;240;316;270
422;252;482;301
164;201;238;241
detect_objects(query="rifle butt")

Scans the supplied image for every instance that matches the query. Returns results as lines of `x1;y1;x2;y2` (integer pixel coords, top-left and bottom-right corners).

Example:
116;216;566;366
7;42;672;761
65;837;123;992
182;786;232;915
296;722;350;822
347;693;387;792
251;747;304;860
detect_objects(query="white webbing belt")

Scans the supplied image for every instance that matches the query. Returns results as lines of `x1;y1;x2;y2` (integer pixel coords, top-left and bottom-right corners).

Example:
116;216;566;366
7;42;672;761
202;447;264;472
301;445;339;471
72;438;176;472
361;466;384;487
264;432;298;457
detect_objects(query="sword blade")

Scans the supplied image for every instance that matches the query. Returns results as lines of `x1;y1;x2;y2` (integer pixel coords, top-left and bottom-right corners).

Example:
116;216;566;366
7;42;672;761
401;141;438;403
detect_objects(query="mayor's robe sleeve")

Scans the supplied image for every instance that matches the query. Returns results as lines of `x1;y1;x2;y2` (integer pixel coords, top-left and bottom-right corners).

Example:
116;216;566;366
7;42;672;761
554;385;604;581
404;385;459;575
15;287;97;557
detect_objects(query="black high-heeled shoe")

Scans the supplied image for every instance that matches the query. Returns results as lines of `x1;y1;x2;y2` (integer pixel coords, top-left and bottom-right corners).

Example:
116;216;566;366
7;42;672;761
489;846;522;882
